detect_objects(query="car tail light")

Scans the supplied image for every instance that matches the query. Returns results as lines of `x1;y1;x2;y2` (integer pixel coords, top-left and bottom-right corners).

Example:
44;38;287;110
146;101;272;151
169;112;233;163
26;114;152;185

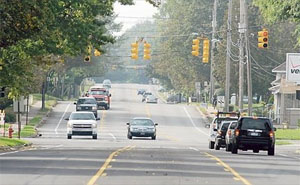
269;131;274;138
228;130;232;136
235;129;240;136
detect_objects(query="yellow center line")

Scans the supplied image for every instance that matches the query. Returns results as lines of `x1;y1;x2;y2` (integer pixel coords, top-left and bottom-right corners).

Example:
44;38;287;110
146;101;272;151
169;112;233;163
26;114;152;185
204;152;252;185
86;145;136;185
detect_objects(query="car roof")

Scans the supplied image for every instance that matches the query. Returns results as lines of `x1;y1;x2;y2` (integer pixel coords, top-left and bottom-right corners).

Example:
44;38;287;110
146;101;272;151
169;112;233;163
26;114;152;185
71;111;94;114
78;97;95;99
132;117;152;120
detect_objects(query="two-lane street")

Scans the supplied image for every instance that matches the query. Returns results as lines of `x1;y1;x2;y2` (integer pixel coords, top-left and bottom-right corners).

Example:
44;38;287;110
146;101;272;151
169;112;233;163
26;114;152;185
1;84;300;185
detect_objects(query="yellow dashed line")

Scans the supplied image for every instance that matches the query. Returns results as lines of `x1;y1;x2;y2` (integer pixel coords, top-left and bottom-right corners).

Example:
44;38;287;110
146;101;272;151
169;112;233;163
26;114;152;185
205;152;252;185
86;145;135;185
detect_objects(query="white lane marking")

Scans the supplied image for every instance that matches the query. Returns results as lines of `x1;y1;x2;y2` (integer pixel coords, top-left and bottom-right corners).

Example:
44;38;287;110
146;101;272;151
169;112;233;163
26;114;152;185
189;147;199;151
109;133;116;141
55;103;71;134
42;144;63;150
278;154;288;157
183;107;209;136
0;151;19;156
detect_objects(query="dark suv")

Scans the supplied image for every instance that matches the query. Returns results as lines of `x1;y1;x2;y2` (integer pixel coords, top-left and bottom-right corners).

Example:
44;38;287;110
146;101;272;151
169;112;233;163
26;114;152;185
231;117;276;155
74;97;98;118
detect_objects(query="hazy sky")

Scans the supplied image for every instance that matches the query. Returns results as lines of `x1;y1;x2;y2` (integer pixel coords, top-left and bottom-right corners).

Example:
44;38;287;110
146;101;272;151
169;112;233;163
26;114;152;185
113;0;158;35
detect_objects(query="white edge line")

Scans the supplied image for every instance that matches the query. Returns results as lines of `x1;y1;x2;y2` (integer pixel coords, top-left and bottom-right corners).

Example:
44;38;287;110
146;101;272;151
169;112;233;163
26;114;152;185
0;151;19;156
109;133;117;141
55;103;71;134
183;107;209;136
189;147;199;151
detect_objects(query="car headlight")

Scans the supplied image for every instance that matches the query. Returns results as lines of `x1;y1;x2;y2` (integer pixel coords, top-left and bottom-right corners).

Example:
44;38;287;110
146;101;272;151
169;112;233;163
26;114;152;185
130;128;138;132
67;123;72;128
92;106;97;110
77;107;81;111
92;123;97;128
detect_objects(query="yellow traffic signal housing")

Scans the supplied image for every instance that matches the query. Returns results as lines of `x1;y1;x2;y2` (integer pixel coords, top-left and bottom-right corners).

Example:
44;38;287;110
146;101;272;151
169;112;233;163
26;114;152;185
202;39;210;63
144;42;151;60
94;49;101;56
192;39;200;56
84;45;92;62
131;42;139;60
258;29;268;48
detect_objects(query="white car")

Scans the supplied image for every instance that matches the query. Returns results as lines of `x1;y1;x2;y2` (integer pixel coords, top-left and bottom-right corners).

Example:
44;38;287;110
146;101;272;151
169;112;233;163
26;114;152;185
66;111;100;139
146;95;158;103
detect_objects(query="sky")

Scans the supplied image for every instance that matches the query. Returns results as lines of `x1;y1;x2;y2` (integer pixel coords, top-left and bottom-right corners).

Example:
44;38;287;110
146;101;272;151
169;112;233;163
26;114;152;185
113;0;159;36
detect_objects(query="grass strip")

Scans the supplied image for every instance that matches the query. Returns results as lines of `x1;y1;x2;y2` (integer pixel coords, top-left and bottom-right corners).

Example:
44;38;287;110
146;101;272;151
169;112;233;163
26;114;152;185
0;137;29;147
276;129;300;140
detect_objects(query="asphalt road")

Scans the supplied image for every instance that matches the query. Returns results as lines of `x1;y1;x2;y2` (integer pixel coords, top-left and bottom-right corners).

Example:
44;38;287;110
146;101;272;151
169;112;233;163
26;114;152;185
1;84;300;185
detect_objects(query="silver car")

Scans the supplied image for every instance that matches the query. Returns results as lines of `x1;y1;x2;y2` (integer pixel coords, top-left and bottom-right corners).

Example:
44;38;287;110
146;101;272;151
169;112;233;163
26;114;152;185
66;112;100;139
127;117;158;140
146;95;158;103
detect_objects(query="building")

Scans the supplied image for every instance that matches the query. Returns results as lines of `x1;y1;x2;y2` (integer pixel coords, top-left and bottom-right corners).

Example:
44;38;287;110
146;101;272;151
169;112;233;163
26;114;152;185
270;62;300;128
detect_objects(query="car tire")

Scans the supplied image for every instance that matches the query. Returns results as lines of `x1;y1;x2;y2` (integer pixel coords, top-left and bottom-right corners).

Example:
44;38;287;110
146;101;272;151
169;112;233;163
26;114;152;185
209;141;215;149
152;136;156;140
253;149;259;153
228;144;232;151
268;146;275;156
215;142;220;150
231;144;238;154
67;134;72;139
127;133;132;139
225;144;230;152
92;134;97;139
105;105;109;110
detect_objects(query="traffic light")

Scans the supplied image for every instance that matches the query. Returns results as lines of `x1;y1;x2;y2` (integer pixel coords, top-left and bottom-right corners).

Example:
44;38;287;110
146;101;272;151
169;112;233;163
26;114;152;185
0;87;5;97
94;49;101;56
84;46;92;62
192;39;200;56
144;42;151;60
202;39;210;63
131;42;139;60
258;29;268;48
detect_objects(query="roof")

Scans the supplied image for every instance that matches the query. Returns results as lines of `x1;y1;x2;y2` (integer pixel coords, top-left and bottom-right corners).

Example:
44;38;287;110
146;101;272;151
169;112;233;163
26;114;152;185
132;117;152;120
272;62;286;73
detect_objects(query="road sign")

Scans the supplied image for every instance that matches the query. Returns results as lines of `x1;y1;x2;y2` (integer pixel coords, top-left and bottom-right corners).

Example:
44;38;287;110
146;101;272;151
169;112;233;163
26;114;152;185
286;53;300;84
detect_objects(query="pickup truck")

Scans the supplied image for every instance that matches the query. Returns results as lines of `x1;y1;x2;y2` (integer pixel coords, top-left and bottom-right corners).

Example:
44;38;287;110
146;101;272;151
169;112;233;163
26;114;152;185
89;86;111;110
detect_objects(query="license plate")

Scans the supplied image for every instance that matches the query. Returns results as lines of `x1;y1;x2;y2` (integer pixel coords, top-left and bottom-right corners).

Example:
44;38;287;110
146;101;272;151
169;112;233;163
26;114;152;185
140;132;145;135
250;132;259;136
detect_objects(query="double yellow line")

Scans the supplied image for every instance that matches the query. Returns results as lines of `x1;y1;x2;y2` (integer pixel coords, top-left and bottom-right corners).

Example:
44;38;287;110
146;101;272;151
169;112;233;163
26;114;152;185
205;152;252;185
87;145;135;185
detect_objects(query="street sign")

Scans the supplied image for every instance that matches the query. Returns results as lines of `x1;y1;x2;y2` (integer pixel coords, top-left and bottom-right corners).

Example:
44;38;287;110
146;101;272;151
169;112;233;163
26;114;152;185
286;53;300;84
195;82;201;90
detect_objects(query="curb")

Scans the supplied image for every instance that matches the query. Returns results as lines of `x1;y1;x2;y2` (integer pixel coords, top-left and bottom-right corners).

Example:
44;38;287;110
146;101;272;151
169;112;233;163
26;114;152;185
0;143;33;152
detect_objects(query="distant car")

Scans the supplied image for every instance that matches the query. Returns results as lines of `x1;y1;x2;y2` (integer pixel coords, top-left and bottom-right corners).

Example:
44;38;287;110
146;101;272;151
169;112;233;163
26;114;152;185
66;111;100;139
145;95;158;103
214;121;231;150
225;121;238;151
74;97;98;117
89;86;111;110
142;92;152;102
137;89;146;95
231;117;276;155
208;112;240;149
127;117;158;140
103;79;112;89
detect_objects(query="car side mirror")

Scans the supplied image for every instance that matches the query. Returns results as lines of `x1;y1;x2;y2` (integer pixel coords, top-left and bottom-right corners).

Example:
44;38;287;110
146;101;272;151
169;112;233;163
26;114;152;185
74;102;77;105
65;118;69;121
273;127;277;131
126;123;130;126
155;123;158;126
109;94;112;97
213;128;217;132
96;118;100;121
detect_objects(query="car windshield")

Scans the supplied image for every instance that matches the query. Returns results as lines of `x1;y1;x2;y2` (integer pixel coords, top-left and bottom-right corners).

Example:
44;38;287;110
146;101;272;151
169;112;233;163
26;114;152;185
241;118;271;130
70;113;95;120
131;119;154;126
229;122;237;129
220;122;230;131
77;99;96;104
90;91;106;95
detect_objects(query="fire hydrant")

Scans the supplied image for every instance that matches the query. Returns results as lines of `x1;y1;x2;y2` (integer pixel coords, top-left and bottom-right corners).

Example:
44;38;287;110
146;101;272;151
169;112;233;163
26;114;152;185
8;126;14;138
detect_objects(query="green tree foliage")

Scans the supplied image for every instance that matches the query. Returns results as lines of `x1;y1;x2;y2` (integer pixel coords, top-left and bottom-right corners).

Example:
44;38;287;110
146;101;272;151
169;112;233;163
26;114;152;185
0;0;133;97
253;0;300;45
148;0;214;95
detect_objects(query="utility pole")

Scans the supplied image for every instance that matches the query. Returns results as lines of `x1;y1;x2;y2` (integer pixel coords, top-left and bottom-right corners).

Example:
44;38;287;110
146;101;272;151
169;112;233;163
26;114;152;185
238;0;247;113
210;0;218;104
245;5;252;116
224;0;232;112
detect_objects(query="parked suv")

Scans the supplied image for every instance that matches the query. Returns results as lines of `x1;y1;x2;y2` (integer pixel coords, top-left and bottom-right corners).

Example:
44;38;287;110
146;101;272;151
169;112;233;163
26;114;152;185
75;97;98;117
231;117;276;155
208;111;240;149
